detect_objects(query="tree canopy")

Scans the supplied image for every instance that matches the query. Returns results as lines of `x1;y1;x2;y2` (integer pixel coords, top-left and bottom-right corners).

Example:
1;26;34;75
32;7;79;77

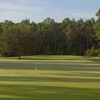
0;9;100;58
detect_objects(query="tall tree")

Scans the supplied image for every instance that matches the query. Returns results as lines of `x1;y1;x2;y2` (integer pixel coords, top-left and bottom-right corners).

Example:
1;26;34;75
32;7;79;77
94;9;100;44
1;19;41;59
0;12;99;57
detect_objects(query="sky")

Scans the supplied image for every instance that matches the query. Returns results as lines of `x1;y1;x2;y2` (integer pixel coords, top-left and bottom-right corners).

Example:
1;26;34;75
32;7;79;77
0;0;100;23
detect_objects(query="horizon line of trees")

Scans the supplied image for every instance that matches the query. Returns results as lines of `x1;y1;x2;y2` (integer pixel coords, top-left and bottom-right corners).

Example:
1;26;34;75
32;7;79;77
0;9;100;59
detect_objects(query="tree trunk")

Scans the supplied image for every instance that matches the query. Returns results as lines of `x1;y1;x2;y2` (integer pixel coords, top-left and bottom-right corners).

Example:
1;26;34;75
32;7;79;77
18;54;21;59
17;51;21;59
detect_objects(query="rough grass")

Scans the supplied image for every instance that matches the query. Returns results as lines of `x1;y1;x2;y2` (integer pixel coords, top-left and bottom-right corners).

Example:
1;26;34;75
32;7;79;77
0;56;100;100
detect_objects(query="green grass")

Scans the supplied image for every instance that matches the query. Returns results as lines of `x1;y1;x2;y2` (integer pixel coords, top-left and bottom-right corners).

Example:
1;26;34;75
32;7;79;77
21;55;87;60
0;56;100;100
20;55;100;61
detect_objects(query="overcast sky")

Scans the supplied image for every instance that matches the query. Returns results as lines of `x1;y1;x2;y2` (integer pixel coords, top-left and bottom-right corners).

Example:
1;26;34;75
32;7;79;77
0;0;100;22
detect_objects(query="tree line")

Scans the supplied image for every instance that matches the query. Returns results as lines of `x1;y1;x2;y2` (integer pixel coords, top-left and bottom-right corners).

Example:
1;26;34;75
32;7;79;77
0;9;100;59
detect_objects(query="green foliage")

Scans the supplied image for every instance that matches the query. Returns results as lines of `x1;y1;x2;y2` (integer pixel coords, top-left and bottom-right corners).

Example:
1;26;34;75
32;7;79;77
85;46;100;56
0;9;100;57
94;9;100;43
96;9;100;18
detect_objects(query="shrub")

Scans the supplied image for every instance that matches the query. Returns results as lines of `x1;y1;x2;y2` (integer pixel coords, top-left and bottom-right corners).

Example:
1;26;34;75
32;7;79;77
85;46;100;57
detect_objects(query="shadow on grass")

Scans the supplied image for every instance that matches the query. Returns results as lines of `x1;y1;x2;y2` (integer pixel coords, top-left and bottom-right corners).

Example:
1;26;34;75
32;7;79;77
43;72;100;77
0;63;100;71
0;84;100;100
0;61;100;71
0;76;100;82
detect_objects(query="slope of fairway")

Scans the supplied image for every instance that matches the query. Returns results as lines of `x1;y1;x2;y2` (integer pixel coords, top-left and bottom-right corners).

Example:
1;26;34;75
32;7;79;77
20;55;100;61
21;55;86;60
0;56;100;100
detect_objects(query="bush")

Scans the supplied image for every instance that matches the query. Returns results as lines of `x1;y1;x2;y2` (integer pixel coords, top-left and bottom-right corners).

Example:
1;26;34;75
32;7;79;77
0;51;17;57
85;47;100;57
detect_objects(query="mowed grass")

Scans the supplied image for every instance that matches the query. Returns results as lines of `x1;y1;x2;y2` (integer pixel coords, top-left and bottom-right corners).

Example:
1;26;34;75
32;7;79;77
0;56;100;100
